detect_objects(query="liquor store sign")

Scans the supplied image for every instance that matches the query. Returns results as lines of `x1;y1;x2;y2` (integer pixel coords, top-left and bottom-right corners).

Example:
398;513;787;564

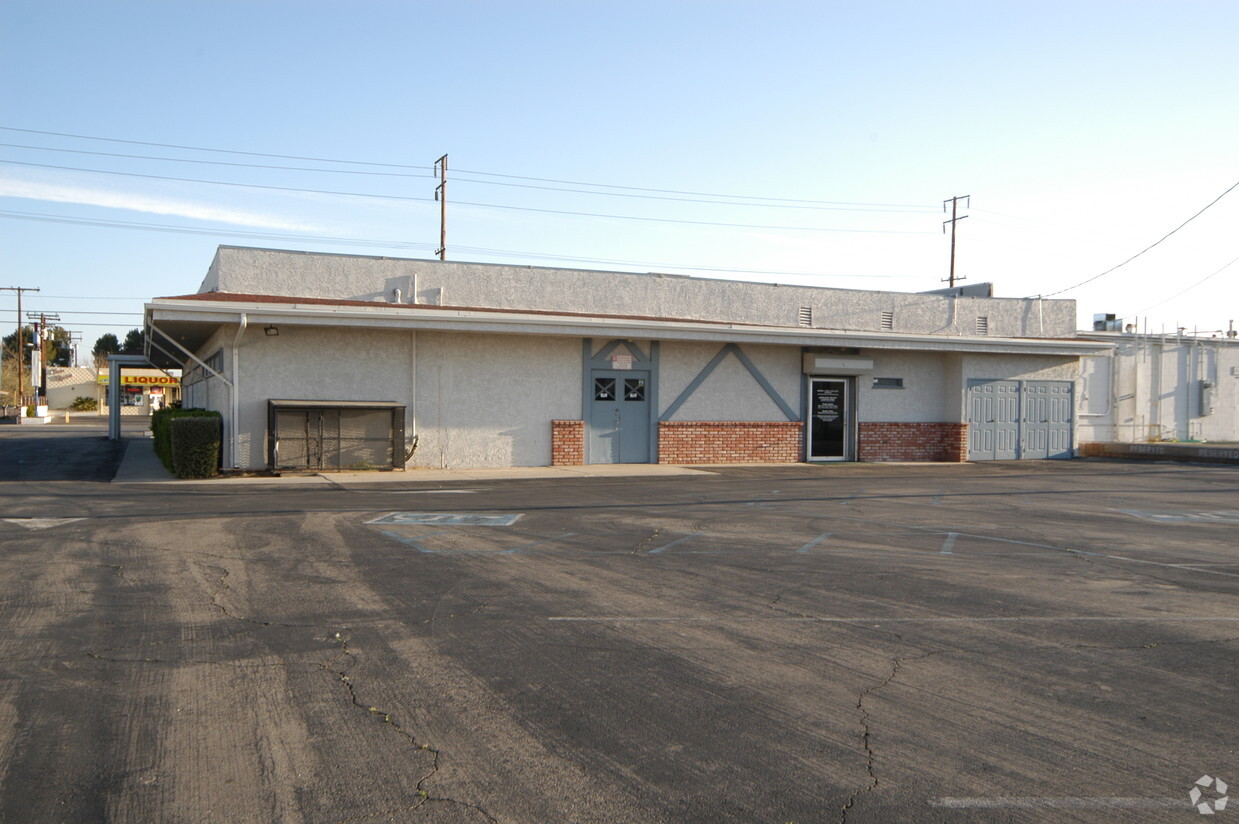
96;374;180;387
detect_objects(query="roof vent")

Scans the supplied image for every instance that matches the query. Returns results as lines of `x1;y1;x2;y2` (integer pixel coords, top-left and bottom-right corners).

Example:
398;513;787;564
975;316;989;336
798;306;813;327
880;310;894;331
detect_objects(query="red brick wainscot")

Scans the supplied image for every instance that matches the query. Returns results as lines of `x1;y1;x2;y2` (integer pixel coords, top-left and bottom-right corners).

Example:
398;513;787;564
550;420;585;465
858;422;968;462
658;421;804;464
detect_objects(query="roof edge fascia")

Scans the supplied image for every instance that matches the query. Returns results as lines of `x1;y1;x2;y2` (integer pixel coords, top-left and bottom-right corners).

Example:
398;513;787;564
146;298;1109;356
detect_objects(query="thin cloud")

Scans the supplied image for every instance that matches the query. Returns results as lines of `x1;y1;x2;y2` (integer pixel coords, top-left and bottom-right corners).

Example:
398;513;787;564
0;177;327;232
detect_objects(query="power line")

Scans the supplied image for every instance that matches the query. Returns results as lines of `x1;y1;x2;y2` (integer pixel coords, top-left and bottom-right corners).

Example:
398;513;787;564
0;161;931;234
1;160;430;202
1132;254;1239;314
0;125;929;209
0;209;915;280
0;142;434;179
0;142;932;213
0;126;424;170
451;166;928;208
1036;176;1239;298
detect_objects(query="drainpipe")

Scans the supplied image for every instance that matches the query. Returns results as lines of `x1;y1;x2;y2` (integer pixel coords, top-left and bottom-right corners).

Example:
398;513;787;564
231;314;247;469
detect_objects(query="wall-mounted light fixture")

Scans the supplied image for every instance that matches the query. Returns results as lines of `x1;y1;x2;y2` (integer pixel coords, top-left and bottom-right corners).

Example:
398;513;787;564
264;325;279;337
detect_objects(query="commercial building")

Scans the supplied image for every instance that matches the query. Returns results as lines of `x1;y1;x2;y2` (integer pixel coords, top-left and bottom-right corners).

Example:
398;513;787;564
1077;328;1239;444
46;366;181;413
144;246;1104;472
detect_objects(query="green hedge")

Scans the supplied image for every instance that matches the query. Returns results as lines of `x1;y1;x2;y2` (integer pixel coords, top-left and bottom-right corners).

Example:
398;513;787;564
169;415;222;479
152;408;221;474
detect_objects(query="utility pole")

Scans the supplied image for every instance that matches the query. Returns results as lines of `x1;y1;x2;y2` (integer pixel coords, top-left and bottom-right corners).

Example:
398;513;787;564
27;311;60;404
434;154;448;260
942;195;970;288
2;286;38;408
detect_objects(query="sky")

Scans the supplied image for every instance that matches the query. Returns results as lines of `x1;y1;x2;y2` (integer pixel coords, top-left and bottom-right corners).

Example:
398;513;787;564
2;0;1238;363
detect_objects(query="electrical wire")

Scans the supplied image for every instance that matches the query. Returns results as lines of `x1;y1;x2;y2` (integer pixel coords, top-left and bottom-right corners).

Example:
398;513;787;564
1132;254;1239;314
0;142;931;213
0;126;424;169
0;142;434;179
1034;177;1239;298
0;209;915;280
0;125;930;209
0;160;931;234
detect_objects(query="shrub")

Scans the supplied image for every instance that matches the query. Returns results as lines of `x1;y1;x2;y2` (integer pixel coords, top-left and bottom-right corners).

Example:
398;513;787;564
169;415;222;479
70;396;98;411
152;407;221;473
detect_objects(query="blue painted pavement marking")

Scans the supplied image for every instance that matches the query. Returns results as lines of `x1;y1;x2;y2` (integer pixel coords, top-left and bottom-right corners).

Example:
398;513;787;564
649;532;703;554
379;530;450;552
502;532;578;553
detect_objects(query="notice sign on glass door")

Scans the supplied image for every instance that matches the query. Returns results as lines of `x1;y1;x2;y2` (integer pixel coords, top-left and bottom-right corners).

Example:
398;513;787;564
809;379;847;459
814;384;842;422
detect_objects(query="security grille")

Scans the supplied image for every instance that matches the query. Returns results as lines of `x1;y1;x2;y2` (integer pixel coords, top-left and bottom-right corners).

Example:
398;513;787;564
268;400;405;471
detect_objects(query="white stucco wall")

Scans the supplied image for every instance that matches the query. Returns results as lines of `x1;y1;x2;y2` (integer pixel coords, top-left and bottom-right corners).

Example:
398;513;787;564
411;332;580;468
659;342;800;422
199;246;1078;339
855;351;952;423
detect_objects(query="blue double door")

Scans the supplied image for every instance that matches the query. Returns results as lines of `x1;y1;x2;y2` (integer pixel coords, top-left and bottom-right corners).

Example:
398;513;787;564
589;369;651;463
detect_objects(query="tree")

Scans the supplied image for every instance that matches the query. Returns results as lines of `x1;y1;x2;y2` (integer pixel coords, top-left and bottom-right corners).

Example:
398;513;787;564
92;333;120;367
1;326;32;360
121;327;145;355
1;327;33;404
45;326;73;367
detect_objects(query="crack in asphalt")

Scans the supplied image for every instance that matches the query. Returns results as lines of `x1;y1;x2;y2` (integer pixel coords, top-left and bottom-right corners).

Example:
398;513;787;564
839;649;944;824
630;527;662;555
319;632;498;824
201;562;271;629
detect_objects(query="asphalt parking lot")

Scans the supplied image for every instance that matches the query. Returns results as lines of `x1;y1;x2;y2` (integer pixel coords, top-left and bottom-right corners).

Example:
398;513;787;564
0;430;1236;823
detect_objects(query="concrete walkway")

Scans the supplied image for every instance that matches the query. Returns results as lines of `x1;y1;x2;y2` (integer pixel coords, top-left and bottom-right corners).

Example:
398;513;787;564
112;439;715;485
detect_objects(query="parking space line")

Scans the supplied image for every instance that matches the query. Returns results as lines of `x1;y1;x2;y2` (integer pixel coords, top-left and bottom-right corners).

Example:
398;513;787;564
796;533;832;553
649;532;703;554
930;798;1185;810
547;616;1239;623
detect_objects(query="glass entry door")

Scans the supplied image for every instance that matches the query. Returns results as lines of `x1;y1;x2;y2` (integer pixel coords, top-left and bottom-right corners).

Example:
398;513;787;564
807;378;850;461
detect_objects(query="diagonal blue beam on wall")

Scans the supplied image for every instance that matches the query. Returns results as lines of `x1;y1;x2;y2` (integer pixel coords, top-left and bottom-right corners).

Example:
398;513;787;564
659;343;799;422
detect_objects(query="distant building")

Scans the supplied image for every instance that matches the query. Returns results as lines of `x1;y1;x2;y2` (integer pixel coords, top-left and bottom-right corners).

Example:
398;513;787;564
46;366;180;413
1077;328;1239;444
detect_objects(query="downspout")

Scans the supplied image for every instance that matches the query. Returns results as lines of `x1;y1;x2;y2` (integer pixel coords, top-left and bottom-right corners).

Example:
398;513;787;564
231;314;247;469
